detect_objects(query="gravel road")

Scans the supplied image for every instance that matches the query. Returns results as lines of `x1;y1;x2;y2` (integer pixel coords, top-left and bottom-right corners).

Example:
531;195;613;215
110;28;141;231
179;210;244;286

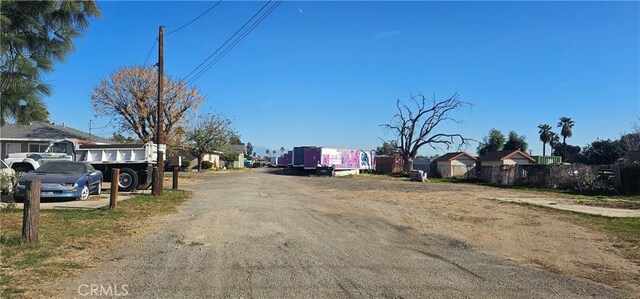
55;170;621;298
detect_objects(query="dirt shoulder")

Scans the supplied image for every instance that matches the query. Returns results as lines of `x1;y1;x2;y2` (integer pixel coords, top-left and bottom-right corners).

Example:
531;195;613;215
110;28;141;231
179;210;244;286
303;174;640;294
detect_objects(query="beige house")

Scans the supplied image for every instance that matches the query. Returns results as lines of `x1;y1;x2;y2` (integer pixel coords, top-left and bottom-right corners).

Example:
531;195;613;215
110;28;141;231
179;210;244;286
478;150;535;185
434;152;477;178
478;150;535;167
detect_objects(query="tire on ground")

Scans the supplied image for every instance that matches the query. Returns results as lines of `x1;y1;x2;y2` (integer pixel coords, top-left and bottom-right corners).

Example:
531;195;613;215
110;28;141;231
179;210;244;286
118;168;138;192
135;171;152;190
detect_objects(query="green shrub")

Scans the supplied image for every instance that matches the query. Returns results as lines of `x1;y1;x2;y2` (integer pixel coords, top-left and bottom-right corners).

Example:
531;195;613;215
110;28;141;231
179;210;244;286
201;161;214;169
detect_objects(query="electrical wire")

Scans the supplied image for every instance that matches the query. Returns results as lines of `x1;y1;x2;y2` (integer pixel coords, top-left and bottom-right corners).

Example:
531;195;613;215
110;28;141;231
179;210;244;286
95;116;116;137
160;0;281;97
187;0;282;85
179;0;273;84
143;38;158;67
164;0;224;37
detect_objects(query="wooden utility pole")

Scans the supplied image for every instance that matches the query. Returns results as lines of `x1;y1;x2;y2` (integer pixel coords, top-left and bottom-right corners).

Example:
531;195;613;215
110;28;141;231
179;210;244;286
172;167;179;190
153;25;165;197
22;180;41;243
110;168;119;209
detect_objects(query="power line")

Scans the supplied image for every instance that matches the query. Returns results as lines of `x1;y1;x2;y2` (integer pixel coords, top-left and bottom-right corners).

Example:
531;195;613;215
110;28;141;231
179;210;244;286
144;1;222;67
165;0;224;37
95;116;116;137
179;0;274;84
161;0;281;97
143;38;158;66
187;0;282;85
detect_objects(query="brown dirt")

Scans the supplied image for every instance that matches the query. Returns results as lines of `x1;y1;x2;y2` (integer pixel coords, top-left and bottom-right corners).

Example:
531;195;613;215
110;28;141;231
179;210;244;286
304;176;640;294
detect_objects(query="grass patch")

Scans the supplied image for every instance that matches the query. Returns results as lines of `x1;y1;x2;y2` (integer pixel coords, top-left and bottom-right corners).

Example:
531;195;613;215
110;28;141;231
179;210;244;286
502;201;640;262
356;173;410;181
0;189;189;298
492;185;640;201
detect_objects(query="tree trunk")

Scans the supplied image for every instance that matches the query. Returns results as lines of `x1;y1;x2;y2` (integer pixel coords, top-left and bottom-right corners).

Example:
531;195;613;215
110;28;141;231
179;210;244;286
402;156;414;173
562;137;567;161
542;142;546;156
197;157;202;171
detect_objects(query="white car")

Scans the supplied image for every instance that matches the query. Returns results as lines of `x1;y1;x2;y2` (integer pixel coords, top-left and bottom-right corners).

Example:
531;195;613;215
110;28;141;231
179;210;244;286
0;160;17;195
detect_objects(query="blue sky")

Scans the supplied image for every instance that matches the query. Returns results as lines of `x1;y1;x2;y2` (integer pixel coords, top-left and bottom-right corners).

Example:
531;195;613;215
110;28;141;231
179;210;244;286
43;1;639;156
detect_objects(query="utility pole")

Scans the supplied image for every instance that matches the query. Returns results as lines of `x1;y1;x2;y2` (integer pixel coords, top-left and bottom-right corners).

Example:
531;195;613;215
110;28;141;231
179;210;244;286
152;26;165;197
88;120;92;141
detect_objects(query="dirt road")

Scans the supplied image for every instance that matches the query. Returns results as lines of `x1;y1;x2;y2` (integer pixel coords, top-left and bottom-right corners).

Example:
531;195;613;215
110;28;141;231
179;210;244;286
53;170;631;298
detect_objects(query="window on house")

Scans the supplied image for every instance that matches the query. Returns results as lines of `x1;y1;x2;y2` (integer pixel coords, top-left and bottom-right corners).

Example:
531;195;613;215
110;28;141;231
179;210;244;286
28;144;49;152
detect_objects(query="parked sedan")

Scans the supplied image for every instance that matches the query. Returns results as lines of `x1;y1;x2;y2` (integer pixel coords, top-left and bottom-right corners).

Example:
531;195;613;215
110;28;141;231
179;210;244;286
14;161;103;201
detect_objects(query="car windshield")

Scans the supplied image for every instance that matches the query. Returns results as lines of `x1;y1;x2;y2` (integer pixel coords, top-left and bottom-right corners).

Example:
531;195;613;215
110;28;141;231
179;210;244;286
48;142;69;153
35;162;87;173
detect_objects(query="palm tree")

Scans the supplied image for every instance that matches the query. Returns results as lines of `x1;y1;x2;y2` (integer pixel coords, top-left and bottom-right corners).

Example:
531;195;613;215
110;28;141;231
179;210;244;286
557;117;575;159
549;132;560;151
280;147;285;155
1;1;100;124
557;117;575;146
271;150;276;155
537;124;552;156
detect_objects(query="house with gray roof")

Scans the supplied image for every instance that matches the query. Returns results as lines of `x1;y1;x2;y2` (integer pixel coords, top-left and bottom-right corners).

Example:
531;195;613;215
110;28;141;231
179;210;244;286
0;122;111;158
223;144;246;168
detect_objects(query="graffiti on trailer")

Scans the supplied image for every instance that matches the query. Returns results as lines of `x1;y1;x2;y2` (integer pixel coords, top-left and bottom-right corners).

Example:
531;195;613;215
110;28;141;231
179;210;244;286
360;151;370;168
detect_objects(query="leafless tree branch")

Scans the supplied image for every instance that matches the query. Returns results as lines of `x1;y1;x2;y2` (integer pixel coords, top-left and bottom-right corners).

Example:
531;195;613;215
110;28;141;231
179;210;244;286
380;92;472;172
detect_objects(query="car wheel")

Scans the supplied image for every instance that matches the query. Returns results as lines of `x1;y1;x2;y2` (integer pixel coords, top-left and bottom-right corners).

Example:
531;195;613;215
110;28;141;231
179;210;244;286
77;185;90;201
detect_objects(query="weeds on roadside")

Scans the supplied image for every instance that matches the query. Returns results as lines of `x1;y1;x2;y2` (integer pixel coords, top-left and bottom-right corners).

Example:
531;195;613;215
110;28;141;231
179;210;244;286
0;189;190;298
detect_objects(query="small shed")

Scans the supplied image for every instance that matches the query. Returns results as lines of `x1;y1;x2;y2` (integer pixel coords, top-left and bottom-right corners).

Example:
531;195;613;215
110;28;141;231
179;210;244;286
375;156;403;174
434;152;477;178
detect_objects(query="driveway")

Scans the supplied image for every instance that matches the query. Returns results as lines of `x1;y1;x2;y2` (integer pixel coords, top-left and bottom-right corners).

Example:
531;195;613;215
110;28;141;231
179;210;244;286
0;182;143;210
52;170;622;298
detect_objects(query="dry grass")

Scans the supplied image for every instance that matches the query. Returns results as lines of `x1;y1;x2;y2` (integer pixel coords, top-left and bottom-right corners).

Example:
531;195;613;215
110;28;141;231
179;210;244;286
0;189;189;298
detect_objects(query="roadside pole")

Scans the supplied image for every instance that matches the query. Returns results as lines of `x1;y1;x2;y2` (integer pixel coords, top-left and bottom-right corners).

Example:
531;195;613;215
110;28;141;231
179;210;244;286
172;167;179;190
22;180;41;243
153;25;165;197
110;169;119;210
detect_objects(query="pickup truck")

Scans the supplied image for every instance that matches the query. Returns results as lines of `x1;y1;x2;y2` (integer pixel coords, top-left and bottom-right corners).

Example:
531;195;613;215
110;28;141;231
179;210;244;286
4;139;165;192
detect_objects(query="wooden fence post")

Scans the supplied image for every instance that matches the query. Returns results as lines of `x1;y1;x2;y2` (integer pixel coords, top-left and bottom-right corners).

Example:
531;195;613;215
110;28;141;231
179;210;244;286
22;180;41;243
172;167;179;190
110;168;119;210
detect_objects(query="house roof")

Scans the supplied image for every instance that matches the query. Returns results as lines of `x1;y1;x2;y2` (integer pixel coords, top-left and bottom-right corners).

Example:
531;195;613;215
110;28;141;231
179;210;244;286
434;152;477;162
0;122;112;144
477;150;535;162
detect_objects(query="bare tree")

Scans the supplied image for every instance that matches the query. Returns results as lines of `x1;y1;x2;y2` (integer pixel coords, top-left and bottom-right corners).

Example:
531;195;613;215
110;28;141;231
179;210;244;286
91;66;205;147
382;93;471;172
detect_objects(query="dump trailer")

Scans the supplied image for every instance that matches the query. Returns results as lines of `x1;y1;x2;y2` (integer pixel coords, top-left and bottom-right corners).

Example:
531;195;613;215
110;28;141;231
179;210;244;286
4;139;165;192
